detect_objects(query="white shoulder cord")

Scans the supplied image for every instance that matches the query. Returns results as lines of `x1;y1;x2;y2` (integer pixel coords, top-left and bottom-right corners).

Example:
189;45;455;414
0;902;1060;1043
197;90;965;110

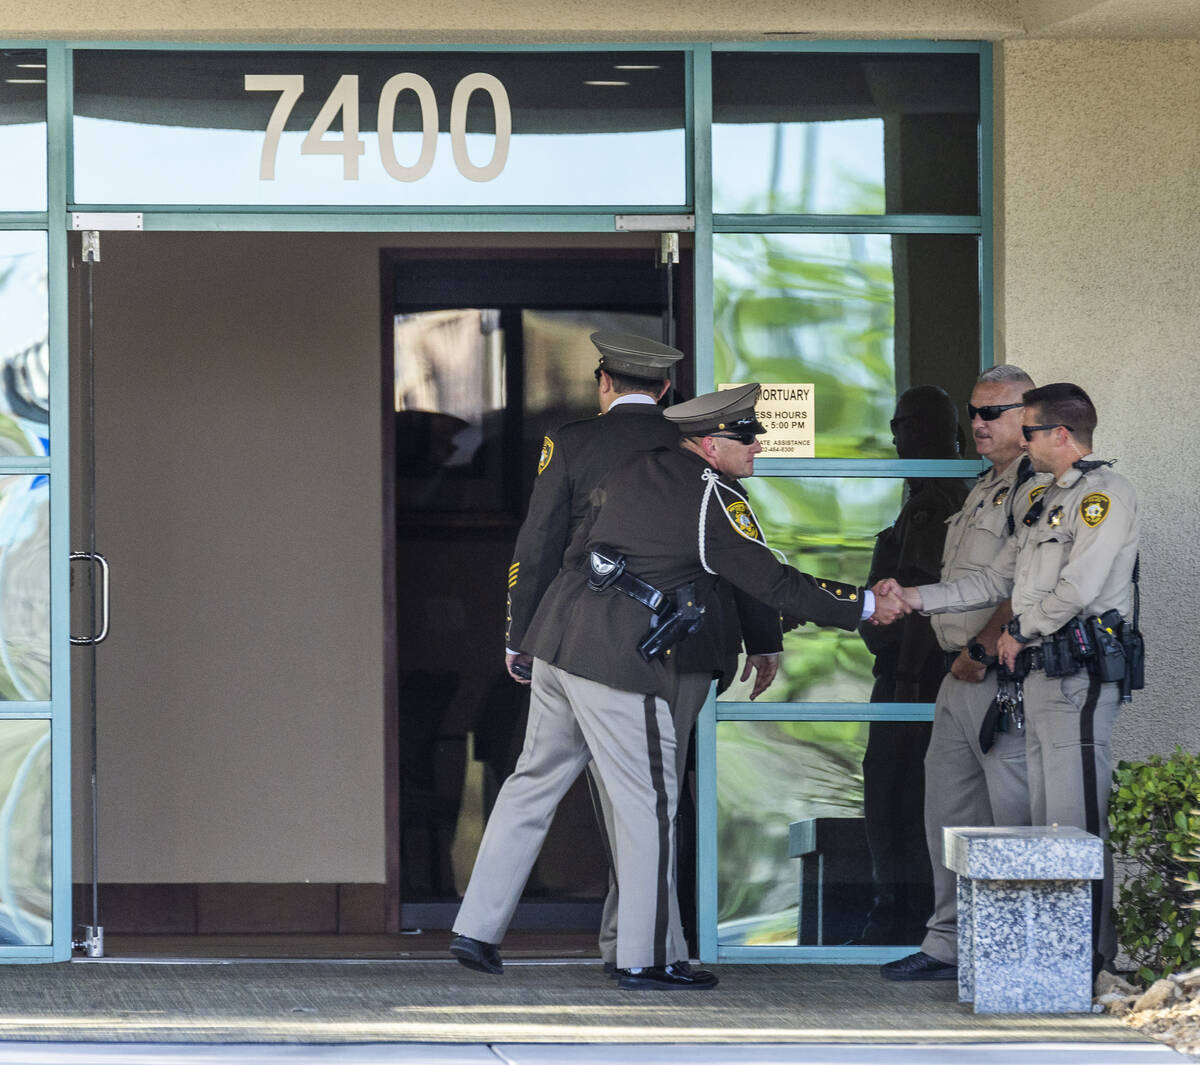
698;467;787;574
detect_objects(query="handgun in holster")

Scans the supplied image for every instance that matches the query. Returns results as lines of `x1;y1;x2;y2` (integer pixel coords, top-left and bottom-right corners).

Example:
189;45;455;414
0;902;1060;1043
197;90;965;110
637;583;706;662
1087;609;1128;685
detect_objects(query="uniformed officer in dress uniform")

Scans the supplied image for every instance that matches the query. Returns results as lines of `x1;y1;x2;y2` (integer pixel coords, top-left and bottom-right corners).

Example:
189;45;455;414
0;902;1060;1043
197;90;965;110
880;382;1140;976
453;384;905;989
882;365;1043;982
503;332;783;974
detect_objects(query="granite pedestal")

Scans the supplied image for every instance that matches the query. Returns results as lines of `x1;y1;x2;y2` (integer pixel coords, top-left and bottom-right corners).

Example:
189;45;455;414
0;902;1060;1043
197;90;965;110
944;825;1103;1014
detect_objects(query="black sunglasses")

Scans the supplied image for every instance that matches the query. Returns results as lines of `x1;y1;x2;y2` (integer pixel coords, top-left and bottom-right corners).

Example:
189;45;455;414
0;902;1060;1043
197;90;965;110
968;402;1024;421
709;432;758;445
1022;423;1072;442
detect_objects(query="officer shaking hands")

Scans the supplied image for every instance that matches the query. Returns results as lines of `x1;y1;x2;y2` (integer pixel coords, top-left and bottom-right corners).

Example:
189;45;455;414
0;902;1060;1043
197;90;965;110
452;384;907;991
877;382;1142;978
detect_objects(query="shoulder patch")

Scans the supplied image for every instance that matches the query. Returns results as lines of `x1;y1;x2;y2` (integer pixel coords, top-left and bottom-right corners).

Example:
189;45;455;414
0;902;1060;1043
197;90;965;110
725;501;763;543
1081;492;1111;528
992;486;1010;507
818;579;859;604
537;436;554;476
1029;484;1047;506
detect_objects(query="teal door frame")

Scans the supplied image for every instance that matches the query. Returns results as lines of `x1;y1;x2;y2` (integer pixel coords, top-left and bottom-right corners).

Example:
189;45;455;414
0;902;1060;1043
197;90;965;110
1;36;990;962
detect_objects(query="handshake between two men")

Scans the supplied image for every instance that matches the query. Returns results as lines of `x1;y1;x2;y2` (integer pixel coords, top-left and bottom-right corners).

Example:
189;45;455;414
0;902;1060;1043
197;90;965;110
866;578;916;627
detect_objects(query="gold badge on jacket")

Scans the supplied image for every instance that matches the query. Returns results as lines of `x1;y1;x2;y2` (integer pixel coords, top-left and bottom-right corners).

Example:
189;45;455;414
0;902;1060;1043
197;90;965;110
992;486;1010;506
725;501;763;542
1047;505;1064;528
537;436;554;475
1081;492;1111;527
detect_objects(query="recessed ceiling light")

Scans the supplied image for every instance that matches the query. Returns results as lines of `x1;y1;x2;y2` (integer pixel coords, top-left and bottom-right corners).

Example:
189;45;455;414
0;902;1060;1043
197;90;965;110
16;62;47;69
613;64;660;70
585;80;630;86
5;78;45;84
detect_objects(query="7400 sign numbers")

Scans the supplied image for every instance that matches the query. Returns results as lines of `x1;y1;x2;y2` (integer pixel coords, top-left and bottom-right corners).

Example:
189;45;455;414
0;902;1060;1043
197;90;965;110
244;73;512;183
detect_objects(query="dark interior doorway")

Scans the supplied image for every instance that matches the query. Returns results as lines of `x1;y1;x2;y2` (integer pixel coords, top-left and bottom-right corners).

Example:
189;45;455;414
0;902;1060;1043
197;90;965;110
380;242;695;935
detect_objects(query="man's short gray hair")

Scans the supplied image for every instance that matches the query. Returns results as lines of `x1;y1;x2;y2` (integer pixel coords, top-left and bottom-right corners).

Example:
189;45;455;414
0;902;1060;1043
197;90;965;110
977;364;1035;389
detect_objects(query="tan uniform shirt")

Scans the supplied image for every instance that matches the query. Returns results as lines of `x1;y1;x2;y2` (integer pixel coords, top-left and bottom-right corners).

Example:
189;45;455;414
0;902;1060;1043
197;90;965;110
920;455;1139;643
929;455;1048;651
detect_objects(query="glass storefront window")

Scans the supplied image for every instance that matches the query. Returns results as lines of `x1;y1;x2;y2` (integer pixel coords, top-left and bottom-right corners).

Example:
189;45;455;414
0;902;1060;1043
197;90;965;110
73;50;686;207
714;232;980;459
0;50;47;212
718;476;898;704
0;233;48;458
712;51;979;216
0;475;49;702
717;718;933;948
0;719;50;945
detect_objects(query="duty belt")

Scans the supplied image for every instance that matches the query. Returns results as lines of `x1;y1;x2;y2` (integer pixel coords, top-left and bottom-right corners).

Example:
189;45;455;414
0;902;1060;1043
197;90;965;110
584;546;666;612
584;545;705;662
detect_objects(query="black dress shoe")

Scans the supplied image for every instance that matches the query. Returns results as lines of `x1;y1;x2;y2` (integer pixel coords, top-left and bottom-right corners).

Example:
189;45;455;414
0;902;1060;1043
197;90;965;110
880;951;957;982
450;934;503;975
603;961;617;978
617;960;718;990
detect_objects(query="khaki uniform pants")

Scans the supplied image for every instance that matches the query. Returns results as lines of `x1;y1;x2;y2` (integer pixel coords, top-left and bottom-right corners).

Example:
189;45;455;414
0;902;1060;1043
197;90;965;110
921;671;1031;965
1023;669;1122;970
594;670;712;965
453;659;682;970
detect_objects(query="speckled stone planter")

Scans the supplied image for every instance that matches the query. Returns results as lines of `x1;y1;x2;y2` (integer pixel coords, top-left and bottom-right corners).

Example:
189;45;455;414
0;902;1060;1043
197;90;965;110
945;825;1105;1014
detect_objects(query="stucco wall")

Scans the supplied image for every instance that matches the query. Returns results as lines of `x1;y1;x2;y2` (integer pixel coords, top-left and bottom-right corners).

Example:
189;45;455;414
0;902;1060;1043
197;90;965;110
996;38;1200;760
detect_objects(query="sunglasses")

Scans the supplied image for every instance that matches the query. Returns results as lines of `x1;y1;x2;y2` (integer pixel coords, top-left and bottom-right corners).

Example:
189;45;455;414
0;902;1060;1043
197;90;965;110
968;402;1024;421
709;432;758;445
1022;423;1072;442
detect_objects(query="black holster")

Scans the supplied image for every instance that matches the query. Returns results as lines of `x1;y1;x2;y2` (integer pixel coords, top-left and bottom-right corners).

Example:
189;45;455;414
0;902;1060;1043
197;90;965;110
637;583;706;662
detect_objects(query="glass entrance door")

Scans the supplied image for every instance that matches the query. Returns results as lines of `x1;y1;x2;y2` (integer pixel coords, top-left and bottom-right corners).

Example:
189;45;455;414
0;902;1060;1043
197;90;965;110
382;245;695;935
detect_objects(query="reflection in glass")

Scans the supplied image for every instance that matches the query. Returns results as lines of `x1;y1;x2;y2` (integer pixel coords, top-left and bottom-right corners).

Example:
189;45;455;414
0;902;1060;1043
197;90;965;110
0;476;49;701
712;51;979;216
719;476;902;704
0;51;48;212
394;308;506;513
717;719;868;945
74;51;685;207
714;232;980;458
0;233;49;458
0;720;51;944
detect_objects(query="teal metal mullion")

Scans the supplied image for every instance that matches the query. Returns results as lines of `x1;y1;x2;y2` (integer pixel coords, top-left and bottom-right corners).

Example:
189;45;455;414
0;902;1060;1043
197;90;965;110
979;42;995;370
715;701;934;722
755;458;982;478
689;43;719;966
45;38;74;962
0;214;49;229
715;213;981;234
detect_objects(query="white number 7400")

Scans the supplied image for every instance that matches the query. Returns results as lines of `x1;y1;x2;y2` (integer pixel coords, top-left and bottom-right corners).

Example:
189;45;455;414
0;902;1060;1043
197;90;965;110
244;72;512;183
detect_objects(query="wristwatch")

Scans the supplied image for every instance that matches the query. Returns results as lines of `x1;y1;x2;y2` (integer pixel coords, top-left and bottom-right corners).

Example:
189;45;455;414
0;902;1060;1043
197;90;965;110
967;639;998;666
1006;617;1034;644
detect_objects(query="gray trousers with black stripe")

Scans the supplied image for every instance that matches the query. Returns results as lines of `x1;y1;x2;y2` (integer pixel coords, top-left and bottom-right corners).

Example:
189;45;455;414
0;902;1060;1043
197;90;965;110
1023;670;1122;970
594;670;712;965
453;658;682;970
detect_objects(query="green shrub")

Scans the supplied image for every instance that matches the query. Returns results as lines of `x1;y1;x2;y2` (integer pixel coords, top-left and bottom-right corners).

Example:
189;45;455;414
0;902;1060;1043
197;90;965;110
1109;748;1200;984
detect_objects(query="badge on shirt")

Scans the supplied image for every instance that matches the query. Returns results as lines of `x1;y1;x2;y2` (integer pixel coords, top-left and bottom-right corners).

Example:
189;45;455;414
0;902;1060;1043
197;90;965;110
537;436;554;475
725;501;763;543
1047;505;1064;528
992;486;1010;507
1081;492;1111;527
